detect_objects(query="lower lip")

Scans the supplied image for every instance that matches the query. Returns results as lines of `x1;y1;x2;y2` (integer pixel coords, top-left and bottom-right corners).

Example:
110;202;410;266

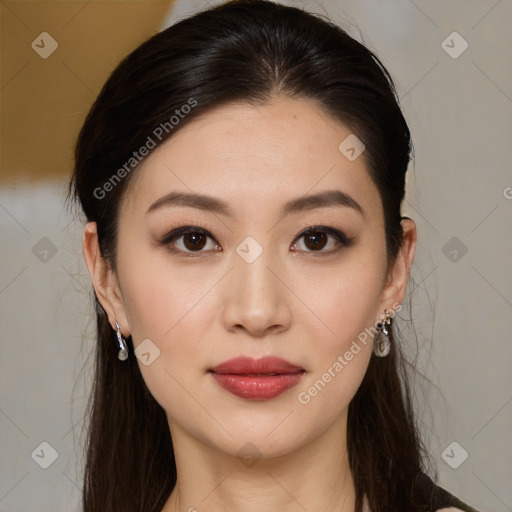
210;372;304;400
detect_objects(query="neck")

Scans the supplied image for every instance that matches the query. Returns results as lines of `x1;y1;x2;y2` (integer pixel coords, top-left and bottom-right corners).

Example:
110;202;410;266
162;413;356;512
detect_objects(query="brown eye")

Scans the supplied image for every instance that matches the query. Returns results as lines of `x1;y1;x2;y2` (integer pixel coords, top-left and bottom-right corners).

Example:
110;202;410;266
291;226;352;254
159;227;220;255
303;231;328;251
183;232;207;251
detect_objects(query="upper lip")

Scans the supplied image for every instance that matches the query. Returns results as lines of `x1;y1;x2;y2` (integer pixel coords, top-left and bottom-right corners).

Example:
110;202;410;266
210;356;305;375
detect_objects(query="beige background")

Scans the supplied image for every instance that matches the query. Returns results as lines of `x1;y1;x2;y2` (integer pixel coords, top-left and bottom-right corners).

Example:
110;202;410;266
1;0;511;511
1;0;174;183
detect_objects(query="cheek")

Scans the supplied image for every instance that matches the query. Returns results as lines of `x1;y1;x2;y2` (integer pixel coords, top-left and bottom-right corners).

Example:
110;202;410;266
117;262;214;419
289;255;384;410
293;255;384;354
290;273;381;434
118;240;214;341
116;245;220;393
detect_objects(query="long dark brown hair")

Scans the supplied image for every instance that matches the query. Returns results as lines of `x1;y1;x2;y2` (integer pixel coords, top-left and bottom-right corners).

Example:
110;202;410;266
67;1;435;510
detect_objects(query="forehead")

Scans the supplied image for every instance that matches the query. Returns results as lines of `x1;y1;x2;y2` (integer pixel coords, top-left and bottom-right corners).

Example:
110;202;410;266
121;95;381;220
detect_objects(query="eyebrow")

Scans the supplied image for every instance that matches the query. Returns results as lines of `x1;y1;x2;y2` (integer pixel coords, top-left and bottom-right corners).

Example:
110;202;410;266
146;189;365;218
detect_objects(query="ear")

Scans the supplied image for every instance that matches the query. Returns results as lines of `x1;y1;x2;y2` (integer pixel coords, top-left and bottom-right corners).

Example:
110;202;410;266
82;221;130;336
377;217;417;316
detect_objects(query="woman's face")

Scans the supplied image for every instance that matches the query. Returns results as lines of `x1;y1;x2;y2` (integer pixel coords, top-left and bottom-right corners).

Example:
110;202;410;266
86;95;414;460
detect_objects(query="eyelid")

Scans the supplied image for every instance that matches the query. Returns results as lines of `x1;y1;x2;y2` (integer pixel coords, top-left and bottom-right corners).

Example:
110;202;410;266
158;226;220;256
158;226;215;245
291;225;354;254
294;225;353;245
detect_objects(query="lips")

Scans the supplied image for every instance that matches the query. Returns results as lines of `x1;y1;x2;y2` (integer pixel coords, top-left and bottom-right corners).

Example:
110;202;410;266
210;356;305;400
211;356;305;375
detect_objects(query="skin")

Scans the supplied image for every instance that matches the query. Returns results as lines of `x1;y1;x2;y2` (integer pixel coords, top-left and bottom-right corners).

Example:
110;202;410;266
83;94;416;512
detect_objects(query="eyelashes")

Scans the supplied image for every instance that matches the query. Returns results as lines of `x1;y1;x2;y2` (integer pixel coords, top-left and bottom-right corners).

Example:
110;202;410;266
291;226;353;253
159;226;221;255
158;225;354;257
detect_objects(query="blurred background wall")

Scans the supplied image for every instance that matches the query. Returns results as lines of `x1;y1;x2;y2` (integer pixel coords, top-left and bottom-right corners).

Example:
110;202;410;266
1;1;511;510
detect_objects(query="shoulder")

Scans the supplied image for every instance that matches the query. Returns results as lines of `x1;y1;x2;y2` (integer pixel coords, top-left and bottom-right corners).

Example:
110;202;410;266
415;472;482;512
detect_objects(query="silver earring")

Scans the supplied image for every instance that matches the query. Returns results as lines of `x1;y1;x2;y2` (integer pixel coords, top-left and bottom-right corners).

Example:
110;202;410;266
115;321;129;361
373;309;392;357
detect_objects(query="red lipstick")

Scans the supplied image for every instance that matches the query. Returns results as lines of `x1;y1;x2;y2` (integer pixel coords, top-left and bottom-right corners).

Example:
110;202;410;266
210;356;305;400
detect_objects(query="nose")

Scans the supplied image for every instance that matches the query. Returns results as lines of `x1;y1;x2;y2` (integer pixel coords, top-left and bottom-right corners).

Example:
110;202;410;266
221;245;292;337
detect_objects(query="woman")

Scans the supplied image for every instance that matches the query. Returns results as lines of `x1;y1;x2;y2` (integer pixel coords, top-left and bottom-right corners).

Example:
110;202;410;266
67;1;481;510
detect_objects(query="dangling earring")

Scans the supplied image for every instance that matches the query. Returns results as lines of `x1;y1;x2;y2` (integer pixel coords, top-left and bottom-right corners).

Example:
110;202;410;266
373;309;392;357
115;321;129;361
